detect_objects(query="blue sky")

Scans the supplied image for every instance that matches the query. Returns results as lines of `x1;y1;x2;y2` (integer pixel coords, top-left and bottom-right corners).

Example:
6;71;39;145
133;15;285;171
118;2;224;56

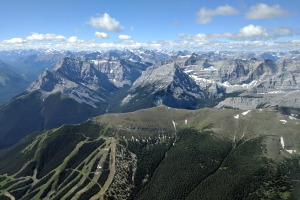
1;0;300;51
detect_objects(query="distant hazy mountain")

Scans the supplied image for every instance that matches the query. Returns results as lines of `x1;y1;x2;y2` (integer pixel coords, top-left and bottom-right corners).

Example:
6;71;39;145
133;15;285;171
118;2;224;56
196;50;300;61
0;60;28;105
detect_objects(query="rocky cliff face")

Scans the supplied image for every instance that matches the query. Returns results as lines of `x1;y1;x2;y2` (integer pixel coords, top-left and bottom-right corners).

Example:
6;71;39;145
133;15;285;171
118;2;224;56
28;57;116;107
121;63;205;110
216;91;300;110
177;57;300;94
185;57;300;93
164;54;300;109
92;58;150;88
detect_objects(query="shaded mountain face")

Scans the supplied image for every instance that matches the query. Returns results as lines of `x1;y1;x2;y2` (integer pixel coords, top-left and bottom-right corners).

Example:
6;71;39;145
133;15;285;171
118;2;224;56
0;55;152;148
0;106;299;200
0;58;114;149
0;91;103;149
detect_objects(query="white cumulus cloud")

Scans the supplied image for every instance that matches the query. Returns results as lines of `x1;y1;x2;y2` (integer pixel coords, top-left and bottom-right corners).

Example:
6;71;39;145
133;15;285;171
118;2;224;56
118;35;131;40
26;33;66;41
180;25;295;41
178;33;207;41
271;27;292;37
95;32;109;39
1;26;298;52
3;38;26;44
246;4;291;19
88;13;123;32
1;38;300;52
232;25;293;40
237;24;269;39
197;5;239;24
68;36;78;43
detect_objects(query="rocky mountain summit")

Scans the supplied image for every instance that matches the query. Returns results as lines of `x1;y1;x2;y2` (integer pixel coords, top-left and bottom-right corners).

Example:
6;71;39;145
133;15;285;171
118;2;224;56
28;57;116;107
121;63;204;111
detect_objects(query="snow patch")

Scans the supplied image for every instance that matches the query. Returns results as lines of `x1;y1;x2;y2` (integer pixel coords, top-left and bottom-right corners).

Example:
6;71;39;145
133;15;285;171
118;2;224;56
92;60;107;65
121;94;137;105
280;120;287;124
221;80;258;90
172;120;176;130
234;114;239;119
268;90;285;94
242;110;251;115
288;115;297;120
280;137;285;149
258;90;286;95
179;55;190;58
221;81;231;87
155;96;163;106
202;66;216;71
189;75;215;84
286;149;297;154
184;69;194;73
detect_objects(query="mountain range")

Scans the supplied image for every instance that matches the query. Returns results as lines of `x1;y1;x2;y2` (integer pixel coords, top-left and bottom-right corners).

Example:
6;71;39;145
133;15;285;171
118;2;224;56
0;49;299;149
